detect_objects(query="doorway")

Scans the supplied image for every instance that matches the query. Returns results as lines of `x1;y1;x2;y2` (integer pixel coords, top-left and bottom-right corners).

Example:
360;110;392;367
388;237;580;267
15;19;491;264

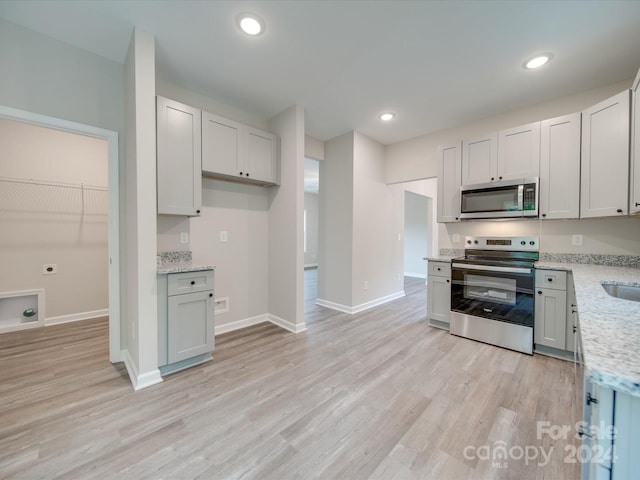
404;191;430;279
0;105;120;362
303;157;320;308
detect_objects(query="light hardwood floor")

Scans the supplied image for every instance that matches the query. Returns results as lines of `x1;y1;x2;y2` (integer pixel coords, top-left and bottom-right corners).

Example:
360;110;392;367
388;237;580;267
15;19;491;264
0;274;580;479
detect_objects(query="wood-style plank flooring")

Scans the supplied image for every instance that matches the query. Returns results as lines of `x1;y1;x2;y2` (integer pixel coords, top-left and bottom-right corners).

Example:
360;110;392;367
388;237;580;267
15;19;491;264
0;272;580;479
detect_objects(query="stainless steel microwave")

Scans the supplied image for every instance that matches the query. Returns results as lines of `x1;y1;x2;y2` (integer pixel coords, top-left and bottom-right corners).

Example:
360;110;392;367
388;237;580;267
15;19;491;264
459;178;539;219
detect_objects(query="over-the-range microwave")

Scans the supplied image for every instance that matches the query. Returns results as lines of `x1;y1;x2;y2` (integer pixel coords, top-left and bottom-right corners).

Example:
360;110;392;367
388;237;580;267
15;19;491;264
459;177;539;219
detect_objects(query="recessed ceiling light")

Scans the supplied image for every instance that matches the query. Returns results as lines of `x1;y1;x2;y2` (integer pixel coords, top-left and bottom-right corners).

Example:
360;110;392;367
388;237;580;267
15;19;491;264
379;112;395;121
524;54;552;69
237;13;264;36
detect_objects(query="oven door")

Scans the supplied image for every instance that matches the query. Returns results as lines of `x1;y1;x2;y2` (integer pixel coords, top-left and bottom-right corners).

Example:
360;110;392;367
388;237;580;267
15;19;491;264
451;262;535;327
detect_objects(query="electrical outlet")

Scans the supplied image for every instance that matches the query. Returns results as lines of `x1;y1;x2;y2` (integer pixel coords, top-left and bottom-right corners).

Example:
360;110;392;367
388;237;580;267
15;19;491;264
220;231;228;242
572;235;583;246
42;264;57;275
452;233;460;243
180;232;189;244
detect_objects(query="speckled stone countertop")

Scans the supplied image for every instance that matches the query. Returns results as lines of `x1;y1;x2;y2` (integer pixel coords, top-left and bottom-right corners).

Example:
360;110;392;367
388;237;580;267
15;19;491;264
426;256;454;262
156;251;214;275
536;260;640;397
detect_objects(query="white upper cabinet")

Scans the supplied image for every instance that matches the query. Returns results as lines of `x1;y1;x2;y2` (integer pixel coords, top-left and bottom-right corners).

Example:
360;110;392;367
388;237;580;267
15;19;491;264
539;113;581;219
437;142;462;223
461;133;497;185
630;67;640;214
244;127;278;184
202;113;279;186
497;121;540;180
461;123;540;186
156;96;202;216
201;111;243;178
580;90;631;218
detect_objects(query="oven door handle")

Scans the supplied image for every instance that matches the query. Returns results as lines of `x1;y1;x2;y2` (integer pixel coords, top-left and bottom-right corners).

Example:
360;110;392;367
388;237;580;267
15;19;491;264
451;262;533;275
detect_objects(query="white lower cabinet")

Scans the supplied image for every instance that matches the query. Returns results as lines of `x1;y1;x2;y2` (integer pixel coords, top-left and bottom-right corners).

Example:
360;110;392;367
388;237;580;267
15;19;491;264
534;269;567;350
427;261;451;329
158;270;215;374
581;379;640;480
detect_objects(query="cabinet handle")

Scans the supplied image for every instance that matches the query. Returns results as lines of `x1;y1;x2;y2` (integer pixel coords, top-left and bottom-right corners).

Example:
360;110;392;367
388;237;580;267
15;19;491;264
490;177;495;181
499;176;503;180
573;325;577;333
246;173;250;177
547;277;553;282
196;209;201;214
541;213;546;218
209;293;213;298
239;171;243;176
636;202;640;207
586;392;598;406
537;290;542;295
436;267;441;271
617;209;623;213
446;279;450;283
190;281;195;285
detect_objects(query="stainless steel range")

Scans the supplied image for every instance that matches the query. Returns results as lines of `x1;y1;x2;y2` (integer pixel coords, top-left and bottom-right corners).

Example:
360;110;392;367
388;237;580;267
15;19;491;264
450;236;539;354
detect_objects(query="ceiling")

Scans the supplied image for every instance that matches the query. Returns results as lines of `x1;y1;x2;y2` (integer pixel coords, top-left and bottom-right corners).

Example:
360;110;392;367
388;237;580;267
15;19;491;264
1;1;640;146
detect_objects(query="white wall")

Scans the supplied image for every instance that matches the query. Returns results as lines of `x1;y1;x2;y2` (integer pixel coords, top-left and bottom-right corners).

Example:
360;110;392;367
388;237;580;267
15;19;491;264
404;192;429;278
318;132;354;307
0;118;108;320
124;28;160;390
352;132;404;306
268;105;306;331
304;192;319;266
402;178;438;258
305;134;325;161
384;78;640;256
190;179;269;327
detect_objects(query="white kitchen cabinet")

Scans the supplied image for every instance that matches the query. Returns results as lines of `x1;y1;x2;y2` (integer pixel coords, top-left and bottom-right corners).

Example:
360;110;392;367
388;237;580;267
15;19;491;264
534;269;567;350
612;391;640;479
156;96;202;216
580;90;631;218
201;111;243;178
497;121;540;180
427;261;451;329
158;270;215;374
437;142;462;223
566;273;577;353
202;112;279;185
630;67;640;215
540;113;581;219
461;133;497;185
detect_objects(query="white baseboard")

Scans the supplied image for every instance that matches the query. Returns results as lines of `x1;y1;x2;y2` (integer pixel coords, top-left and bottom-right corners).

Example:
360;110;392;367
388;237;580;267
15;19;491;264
45;308;109;326
268;313;307;333
214;313;306;335
123;350;163;391
214;314;270;335
404;272;427;279
316;290;406;315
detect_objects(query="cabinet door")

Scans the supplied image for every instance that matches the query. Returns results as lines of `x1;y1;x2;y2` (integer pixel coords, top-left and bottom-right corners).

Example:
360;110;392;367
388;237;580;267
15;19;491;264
462;133;498;185
630;68;640;214
612;391;640;480
540;113;581;219
497;121;540;180
244;127;278;184
427;275;451;324
581;90;631;218
582;382;614;479
437;142;462;223
167;291;214;364
534;288;567;350
202;111;243;177
156;96;202;216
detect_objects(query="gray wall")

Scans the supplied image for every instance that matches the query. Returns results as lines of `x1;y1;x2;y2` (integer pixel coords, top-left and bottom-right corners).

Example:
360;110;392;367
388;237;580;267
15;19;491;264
304;192;319;267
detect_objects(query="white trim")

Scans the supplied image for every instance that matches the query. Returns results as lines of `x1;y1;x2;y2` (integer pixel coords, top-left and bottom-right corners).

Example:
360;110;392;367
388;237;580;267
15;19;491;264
268;313;307;333
0;105;121;363
404;272;427;279
214;313;269;335
123;350;163;391
45;308;109;326
316;290;406;315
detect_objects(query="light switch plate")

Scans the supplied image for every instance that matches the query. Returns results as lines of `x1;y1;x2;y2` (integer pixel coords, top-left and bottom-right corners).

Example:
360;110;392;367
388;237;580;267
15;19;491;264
220;231;228;242
452;234;460;243
572;234;583;246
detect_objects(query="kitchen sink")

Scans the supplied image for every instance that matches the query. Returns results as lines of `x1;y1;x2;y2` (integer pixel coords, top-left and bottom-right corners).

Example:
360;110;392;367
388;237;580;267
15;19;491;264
601;282;640;302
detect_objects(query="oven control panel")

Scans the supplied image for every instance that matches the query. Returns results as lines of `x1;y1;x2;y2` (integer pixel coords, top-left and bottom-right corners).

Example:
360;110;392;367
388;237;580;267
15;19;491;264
464;236;539;252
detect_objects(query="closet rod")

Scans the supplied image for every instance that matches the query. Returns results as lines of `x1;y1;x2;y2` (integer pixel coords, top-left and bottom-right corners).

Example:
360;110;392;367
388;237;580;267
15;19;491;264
0;176;108;192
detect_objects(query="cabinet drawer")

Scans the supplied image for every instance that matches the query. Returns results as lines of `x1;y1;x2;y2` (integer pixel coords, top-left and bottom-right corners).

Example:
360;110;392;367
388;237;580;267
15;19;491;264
535;269;567;290
429;261;451;277
168;270;214;296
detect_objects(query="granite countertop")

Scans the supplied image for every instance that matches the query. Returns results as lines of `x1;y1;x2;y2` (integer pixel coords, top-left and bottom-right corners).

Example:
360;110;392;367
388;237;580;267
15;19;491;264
425;256;454;262
536;260;640;397
156;250;214;275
